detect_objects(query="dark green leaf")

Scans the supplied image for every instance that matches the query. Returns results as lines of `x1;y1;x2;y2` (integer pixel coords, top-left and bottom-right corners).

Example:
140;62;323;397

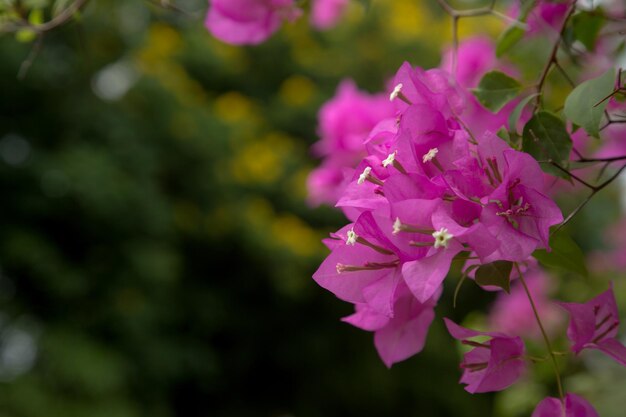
533;232;588;277
564;69;615;137
522;111;572;178
496;26;525;58
573;12;605;51
475;261;513;293
472;71;522;112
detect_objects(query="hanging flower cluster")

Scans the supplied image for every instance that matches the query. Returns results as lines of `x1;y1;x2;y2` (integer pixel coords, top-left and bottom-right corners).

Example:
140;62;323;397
305;34;626;417
312;55;563;365
203;0;626;415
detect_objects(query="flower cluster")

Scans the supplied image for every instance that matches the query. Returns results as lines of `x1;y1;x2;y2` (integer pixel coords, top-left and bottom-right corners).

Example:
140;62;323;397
203;1;626;415
308;38;626;416
312;57;563;366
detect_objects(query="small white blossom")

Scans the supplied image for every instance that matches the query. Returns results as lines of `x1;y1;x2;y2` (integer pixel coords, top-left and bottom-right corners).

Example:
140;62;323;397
422;148;439;164
382;151;397;168
358;167;372;185
389;83;403;101
432;227;453;249
392;217;403;235
346;229;358;246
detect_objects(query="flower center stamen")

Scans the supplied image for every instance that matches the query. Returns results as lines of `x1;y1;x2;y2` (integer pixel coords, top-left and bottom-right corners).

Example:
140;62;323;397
357;167;384;186
432;227;453;249
382;151;407;174
393;218;435;235
336;260;400;274
389;83;412;104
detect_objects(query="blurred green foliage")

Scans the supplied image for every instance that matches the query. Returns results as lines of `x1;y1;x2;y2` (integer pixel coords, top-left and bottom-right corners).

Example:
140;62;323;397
0;1;624;417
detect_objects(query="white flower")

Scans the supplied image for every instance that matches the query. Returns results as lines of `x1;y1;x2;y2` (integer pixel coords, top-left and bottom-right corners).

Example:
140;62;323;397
422;148;439;163
346;229;358;245
432;227;453;249
382;151;397;168
389;83;403;101
358;167;372;185
392;217;403;235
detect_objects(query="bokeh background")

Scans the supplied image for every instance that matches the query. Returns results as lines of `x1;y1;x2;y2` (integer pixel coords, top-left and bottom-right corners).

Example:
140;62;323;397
0;0;625;416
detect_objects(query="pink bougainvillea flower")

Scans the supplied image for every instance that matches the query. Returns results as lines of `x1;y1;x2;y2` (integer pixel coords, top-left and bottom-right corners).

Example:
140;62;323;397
489;268;563;340
440;37;499;88
310;0;350;30
311;59;566;366
558;284;626;366
343;283;440;367
205;0;302;45
444;318;526;393
389;62;465;119
313;80;394;159
532;393;599;417
307;80;394;206
478;141;564;262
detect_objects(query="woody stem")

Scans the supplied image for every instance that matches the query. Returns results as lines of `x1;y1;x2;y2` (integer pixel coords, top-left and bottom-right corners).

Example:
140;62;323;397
515;263;565;402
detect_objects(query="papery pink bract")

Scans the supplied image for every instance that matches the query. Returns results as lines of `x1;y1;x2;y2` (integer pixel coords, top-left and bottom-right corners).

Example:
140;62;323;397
440;37;521;134
311;0;349;29
440;37;499;88
478;141;563;262
558;284;626;366
532;393;600;417
343;283;439;367
205;0;302;45
308;80;394;206
444;318;526;393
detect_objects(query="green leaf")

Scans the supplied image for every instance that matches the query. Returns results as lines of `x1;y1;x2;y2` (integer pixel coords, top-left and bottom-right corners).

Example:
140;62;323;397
522;111;572;178
15;29;37;42
508;93;539;134
496;26;525;58
573;12;605;51
496;127;511;143
28;7;43;25
472;71;522;113
564;69;615;137
475;261;513;293
15;8;43;43
533;232;588;277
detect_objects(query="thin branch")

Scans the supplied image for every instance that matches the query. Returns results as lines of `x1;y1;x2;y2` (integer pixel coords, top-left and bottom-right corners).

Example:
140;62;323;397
516;264;565;403
17;33;43;79
534;0;578;109
0;0;89;33
553;163;626;234
575;155;626;163
547;161;595;189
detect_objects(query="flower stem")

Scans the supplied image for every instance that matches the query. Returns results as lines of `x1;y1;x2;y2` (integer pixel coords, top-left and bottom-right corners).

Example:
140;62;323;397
515;263;565;402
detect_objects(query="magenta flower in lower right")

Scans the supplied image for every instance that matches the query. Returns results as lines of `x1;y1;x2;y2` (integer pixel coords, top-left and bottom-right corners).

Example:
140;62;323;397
558;284;626;366
532;393;599;417
444;318;526;393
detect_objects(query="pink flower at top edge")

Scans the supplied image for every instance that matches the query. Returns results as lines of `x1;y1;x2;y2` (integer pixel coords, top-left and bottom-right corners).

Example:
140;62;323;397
205;0;302;45
311;0;350;30
558;284;626;366
440;37;498;89
532;393;599;417
444;318;526;393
